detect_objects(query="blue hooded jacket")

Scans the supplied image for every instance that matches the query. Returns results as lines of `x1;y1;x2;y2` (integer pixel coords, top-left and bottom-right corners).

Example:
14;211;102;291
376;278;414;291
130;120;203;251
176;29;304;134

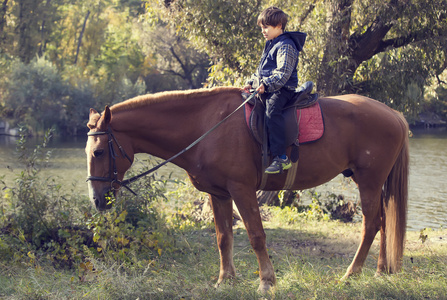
254;31;307;92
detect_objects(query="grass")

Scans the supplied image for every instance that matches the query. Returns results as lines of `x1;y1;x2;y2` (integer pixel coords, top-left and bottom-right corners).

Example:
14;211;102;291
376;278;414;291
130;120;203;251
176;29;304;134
0;207;446;299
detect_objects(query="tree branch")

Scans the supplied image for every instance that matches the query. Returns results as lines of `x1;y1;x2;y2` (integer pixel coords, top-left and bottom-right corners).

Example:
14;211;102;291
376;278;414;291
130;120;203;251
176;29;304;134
159;68;185;79
169;45;188;75
375;25;447;55
349;19;393;65
298;0;316;27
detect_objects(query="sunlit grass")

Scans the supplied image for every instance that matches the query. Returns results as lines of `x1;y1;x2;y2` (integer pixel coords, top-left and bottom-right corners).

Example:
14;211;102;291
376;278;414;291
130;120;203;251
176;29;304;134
1;211;445;299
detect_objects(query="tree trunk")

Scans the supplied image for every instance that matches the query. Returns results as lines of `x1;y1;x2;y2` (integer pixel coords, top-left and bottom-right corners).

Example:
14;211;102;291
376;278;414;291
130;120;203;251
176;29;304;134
74;10;90;65
317;0;353;96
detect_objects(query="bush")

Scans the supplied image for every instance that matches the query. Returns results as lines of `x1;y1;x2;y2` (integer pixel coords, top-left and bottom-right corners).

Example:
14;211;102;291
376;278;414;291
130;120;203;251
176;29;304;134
0;128;176;269
0;56;148;137
1;57;68;134
0;127;91;265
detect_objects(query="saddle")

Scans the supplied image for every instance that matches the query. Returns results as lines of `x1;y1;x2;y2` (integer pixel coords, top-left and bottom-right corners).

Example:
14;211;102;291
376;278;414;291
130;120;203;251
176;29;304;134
243;81;323;163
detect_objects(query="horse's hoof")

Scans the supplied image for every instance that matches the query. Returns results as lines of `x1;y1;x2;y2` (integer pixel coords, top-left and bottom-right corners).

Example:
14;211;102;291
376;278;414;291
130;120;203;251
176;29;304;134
257;280;275;293
374;271;384;278
214;276;236;289
340;272;352;281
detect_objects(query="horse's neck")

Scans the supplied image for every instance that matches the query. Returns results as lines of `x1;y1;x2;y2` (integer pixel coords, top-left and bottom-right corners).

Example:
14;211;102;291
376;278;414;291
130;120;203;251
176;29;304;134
113;94;228;165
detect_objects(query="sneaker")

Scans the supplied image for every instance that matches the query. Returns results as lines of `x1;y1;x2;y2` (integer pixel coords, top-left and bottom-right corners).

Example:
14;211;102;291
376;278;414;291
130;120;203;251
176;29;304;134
265;156;292;174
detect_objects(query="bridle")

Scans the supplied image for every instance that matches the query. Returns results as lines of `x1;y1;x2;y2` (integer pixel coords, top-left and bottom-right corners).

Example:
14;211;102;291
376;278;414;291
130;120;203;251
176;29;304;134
86;125;191;196
86;91;259;196
86;128;138;195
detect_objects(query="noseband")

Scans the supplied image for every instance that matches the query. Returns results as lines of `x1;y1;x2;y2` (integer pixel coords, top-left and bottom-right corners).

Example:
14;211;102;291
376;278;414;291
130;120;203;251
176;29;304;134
86;128;137;195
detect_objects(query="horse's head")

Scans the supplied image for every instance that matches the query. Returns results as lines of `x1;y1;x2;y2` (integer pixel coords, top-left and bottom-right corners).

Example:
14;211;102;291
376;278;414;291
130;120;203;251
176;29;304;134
85;106;134;211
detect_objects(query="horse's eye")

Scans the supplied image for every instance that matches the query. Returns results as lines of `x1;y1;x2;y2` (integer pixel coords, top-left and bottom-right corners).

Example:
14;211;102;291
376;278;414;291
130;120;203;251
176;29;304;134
93;149;104;157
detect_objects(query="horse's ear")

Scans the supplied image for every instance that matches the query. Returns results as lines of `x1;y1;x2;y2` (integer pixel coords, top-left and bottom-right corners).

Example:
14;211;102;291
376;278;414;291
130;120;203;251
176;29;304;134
87;108;100;129
103;106;112;126
89;108;99;119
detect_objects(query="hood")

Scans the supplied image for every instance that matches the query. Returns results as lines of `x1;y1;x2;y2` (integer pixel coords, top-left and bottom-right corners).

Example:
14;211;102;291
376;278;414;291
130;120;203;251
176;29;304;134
283;31;307;51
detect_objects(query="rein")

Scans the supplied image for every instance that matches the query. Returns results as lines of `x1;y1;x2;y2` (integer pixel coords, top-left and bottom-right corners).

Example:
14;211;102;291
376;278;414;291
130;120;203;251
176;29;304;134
87;91;258;195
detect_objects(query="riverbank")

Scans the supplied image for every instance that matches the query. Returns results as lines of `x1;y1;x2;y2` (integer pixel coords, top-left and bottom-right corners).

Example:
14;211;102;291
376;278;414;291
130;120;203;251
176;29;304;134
1;205;445;299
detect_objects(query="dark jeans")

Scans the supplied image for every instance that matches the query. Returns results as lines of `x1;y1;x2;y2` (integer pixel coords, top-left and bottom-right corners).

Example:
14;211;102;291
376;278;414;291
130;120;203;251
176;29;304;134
264;87;295;157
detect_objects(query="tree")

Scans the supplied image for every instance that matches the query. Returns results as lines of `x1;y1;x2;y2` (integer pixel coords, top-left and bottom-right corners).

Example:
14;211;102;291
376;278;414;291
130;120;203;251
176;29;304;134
152;0;447;110
150;0;263;86
315;0;447;97
139;25;210;90
2;56;68;134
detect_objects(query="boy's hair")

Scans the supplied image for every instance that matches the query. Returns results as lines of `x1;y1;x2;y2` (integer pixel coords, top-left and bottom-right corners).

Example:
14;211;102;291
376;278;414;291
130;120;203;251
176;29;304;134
257;7;288;30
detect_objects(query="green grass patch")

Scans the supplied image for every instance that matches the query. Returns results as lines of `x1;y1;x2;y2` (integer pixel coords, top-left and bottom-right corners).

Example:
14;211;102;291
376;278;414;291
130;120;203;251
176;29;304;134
1;210;445;299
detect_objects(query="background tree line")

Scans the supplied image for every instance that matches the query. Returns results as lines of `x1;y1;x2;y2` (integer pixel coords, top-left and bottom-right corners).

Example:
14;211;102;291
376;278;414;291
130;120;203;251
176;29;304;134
0;0;446;135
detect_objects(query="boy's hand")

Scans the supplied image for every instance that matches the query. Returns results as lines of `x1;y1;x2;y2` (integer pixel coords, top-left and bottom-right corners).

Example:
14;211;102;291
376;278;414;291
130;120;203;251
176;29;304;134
243;85;252;92
256;83;265;94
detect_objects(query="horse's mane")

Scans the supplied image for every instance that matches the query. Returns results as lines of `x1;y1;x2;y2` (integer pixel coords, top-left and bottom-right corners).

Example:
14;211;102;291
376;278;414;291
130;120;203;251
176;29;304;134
110;86;242;113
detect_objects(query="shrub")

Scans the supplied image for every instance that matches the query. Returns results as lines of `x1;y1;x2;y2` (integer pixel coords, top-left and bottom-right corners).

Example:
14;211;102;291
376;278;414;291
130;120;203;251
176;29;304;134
0;128;176;269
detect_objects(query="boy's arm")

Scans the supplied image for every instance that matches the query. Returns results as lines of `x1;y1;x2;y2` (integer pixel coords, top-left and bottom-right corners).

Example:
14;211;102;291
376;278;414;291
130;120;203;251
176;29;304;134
261;44;298;93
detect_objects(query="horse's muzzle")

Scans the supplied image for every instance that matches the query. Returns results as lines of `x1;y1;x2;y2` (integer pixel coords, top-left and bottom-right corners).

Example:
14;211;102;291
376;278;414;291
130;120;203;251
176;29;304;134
94;197;113;211
91;187;114;211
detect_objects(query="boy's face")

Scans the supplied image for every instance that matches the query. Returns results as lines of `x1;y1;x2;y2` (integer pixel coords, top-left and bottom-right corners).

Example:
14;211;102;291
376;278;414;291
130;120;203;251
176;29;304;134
260;24;283;41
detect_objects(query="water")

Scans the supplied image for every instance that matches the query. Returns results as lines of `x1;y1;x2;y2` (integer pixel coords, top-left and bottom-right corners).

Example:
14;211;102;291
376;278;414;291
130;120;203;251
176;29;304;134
407;128;447;230
1;128;446;231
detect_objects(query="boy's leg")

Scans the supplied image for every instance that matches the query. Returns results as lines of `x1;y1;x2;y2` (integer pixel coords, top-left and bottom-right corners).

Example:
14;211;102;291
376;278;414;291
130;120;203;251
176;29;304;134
265;88;294;173
265;88;294;156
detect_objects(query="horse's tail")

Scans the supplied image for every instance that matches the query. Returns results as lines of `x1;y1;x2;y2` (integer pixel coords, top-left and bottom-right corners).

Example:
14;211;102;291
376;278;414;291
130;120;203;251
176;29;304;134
383;112;409;273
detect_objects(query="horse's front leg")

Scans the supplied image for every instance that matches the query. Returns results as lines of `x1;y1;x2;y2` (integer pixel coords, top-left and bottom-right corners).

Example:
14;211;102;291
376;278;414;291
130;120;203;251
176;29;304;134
209;194;236;285
231;186;276;293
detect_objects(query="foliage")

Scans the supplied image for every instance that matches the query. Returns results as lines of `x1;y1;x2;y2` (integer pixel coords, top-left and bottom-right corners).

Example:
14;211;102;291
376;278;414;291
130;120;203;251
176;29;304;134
0;126;91;265
1;57;68;134
139;24;210;90
163;179;212;230
153;0;447;120
1;0;446;132
149;0;264;86
0;55;148;135
0;0;208;137
426;83;447;121
0;129;177;270
273;190;341;224
259;189;359;222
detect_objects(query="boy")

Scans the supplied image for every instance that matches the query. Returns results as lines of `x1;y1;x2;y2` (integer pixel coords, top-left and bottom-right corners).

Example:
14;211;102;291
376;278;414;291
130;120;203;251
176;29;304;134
244;7;306;174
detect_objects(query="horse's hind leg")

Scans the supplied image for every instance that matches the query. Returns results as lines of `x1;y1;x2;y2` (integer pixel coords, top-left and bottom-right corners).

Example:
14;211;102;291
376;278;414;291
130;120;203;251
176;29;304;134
209;194;236;285
377;196;388;274
342;174;382;280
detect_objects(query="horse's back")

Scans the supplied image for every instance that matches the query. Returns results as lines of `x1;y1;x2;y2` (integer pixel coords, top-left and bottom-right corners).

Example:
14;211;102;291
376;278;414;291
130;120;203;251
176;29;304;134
319;94;408;138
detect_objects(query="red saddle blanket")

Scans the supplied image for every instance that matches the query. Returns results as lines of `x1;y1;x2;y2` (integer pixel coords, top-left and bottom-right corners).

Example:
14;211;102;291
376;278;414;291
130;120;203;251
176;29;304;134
244;102;324;144
296;103;324;143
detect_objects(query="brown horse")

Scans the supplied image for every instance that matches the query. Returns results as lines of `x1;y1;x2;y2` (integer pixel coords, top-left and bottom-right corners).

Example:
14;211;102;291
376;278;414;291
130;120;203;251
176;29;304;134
85;87;409;292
